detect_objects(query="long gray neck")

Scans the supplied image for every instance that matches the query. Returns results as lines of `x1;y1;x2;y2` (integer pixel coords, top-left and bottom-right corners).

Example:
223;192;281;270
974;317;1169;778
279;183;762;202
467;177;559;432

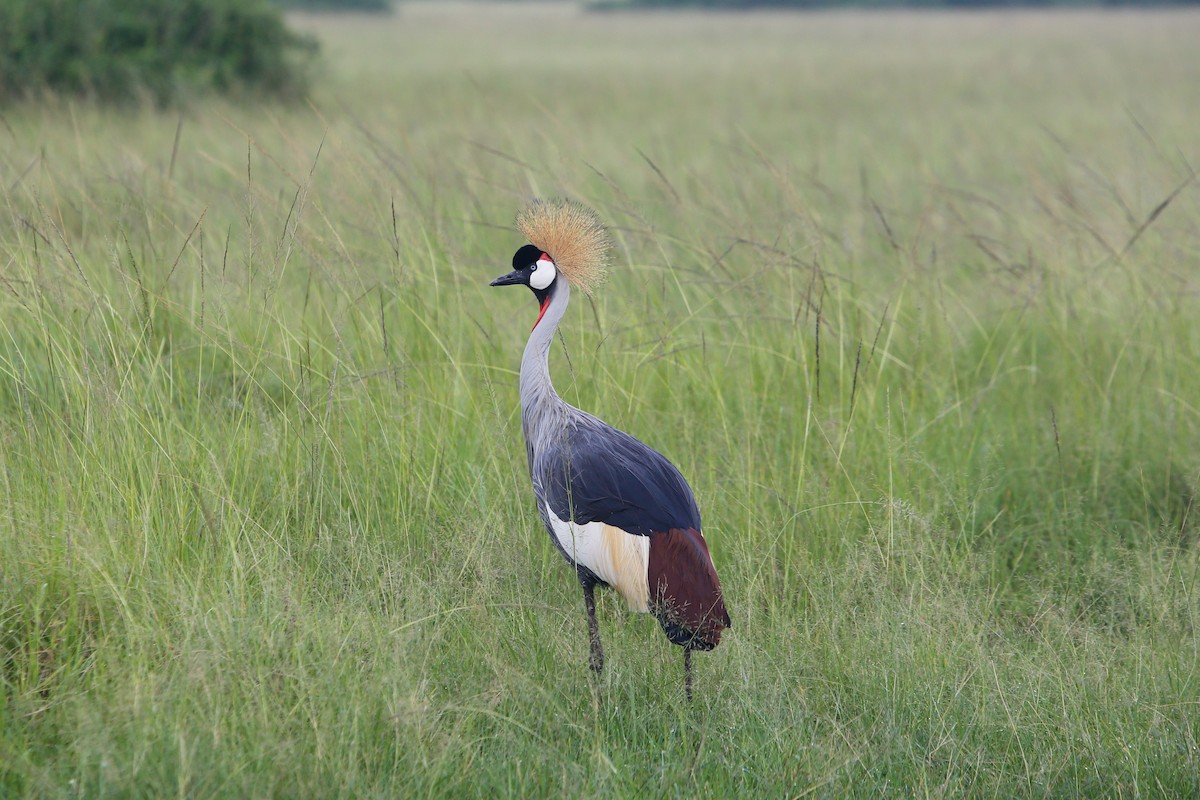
520;279;572;454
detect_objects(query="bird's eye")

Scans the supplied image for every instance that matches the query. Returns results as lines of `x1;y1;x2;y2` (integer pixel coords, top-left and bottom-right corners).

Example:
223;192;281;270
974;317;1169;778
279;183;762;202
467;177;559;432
530;264;538;271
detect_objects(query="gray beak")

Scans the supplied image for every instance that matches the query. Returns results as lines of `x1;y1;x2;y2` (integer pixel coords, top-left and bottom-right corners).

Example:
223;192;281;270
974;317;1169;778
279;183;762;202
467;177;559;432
490;270;524;287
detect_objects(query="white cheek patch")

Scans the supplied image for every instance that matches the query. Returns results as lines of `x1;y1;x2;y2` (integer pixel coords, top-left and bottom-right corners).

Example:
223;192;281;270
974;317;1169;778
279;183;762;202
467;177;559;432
529;258;556;290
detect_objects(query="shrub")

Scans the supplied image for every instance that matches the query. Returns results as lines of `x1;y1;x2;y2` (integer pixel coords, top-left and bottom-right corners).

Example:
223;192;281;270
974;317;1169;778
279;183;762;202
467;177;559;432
0;0;317;106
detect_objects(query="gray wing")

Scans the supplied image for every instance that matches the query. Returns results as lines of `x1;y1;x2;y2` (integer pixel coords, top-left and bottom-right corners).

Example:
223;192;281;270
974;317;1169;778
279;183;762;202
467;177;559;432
533;413;701;536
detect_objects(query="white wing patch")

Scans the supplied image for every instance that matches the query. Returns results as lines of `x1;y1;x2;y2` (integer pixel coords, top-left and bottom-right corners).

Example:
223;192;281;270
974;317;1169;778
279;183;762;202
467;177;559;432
545;503;649;613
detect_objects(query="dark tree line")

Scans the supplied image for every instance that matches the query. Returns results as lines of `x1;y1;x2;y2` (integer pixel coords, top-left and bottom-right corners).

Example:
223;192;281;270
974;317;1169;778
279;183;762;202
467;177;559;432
594;0;1199;6
273;0;392;11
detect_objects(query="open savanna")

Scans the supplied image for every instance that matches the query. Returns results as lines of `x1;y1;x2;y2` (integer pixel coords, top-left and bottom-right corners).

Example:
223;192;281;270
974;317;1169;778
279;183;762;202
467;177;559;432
3;4;1200;796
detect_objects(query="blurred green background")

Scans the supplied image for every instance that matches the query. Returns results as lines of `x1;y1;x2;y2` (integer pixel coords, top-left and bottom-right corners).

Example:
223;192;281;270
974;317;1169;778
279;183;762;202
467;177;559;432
2;1;1199;797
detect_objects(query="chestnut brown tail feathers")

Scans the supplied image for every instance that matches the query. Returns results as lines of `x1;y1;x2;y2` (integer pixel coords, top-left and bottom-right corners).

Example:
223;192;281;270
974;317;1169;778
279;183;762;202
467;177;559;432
648;528;730;651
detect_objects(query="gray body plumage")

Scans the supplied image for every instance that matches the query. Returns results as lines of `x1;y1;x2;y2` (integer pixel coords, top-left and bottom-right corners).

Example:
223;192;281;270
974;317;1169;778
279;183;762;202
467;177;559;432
520;280;700;555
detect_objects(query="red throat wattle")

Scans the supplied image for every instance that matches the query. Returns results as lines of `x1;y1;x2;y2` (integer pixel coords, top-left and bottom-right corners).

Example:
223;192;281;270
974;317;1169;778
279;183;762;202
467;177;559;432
532;252;553;330
532;296;550;331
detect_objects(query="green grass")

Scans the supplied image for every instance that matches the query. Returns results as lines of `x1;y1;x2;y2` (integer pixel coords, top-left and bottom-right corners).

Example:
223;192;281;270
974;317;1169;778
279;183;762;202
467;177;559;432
3;4;1200;796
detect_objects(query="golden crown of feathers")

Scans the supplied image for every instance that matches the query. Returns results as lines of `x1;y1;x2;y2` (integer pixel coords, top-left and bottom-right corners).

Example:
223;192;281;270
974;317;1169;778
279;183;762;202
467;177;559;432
516;200;612;296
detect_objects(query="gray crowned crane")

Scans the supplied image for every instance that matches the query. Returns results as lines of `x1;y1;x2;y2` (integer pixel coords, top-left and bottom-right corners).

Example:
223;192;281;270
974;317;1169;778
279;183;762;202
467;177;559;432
489;200;730;700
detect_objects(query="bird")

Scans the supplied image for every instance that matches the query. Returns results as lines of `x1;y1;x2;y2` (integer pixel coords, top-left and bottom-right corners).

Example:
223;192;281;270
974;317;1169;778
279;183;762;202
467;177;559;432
489;199;730;701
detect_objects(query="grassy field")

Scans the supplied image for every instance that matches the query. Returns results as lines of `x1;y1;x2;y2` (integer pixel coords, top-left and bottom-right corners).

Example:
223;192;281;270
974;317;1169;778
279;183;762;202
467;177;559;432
3;3;1200;796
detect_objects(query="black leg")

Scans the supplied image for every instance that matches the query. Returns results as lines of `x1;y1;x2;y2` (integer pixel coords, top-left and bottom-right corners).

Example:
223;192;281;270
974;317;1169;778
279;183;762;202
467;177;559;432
583;581;604;674
683;649;693;703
